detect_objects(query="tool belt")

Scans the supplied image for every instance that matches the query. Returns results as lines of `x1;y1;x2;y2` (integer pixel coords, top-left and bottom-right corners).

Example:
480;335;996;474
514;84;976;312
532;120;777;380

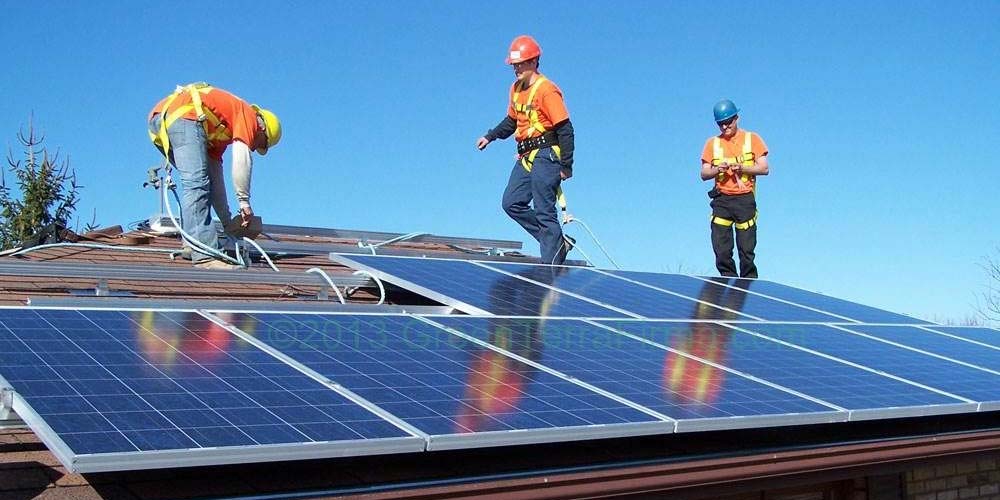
517;131;559;155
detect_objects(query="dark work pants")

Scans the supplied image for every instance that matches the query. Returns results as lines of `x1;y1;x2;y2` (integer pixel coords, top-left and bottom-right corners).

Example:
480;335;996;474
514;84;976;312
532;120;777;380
502;147;565;265
710;192;758;278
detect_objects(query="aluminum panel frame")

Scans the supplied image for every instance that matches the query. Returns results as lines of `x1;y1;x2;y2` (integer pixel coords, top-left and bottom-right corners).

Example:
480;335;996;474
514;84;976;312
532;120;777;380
425;421;670;451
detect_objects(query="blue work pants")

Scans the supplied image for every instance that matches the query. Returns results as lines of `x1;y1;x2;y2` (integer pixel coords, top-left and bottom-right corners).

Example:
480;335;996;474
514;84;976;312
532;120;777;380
501;147;565;265
148;115;227;263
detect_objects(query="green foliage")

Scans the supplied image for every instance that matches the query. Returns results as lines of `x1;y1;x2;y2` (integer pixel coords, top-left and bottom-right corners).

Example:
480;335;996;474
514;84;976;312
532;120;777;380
0;118;81;249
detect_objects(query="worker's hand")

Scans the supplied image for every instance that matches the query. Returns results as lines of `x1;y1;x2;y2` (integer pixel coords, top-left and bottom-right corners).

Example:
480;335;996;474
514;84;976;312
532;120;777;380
716;162;730;175
239;206;254;228
560;167;572;180
730;163;743;175
476;137;491;150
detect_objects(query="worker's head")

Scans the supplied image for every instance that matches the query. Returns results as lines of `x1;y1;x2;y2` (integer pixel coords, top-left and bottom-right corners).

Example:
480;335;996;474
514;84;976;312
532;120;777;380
251;105;282;155
506;35;541;82
713;99;739;139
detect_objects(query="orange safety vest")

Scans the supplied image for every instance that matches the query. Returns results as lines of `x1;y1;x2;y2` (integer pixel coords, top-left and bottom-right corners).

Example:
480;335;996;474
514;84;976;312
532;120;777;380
149;83;233;157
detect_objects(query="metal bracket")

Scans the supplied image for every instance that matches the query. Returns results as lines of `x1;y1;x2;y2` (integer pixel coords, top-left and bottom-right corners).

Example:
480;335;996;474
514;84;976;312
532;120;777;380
317;284;329;301
95;278;110;297
0;388;13;420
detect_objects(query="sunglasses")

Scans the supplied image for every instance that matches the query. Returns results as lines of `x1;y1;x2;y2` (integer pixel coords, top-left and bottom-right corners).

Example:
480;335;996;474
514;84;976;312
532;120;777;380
717;116;737;127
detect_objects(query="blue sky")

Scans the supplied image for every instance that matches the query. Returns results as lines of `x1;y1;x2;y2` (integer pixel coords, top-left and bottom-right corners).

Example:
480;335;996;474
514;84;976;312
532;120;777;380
1;1;997;323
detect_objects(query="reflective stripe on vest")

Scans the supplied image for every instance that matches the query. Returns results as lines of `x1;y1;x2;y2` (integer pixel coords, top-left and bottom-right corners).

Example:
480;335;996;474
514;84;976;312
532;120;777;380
148;83;232;157
712;132;754;188
711;211;758;230
514;76;567;212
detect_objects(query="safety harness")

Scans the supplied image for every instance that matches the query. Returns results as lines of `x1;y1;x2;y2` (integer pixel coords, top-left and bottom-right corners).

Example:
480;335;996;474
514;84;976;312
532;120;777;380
710;132;758;230
512;76;569;220
149;82;231;157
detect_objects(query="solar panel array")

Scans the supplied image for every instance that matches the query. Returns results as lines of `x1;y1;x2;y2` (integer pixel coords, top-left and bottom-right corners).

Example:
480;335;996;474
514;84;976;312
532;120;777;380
1;254;997;473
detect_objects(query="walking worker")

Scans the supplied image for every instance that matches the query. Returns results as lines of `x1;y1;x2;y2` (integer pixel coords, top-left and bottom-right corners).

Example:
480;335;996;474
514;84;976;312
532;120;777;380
148;83;281;269
476;35;576;265
700;99;769;278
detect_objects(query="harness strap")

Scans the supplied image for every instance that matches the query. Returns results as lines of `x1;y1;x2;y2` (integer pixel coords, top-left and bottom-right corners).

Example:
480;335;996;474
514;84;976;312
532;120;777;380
712;132;755;189
711;211;758;230
148;83;230;157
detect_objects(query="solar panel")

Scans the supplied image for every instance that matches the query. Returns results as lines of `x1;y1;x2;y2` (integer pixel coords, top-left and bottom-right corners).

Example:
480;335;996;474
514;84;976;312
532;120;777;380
920;326;1000;349
331;254;630;317
734;323;1000;409
707;277;928;324
599;320;971;419
332;255;924;325
480;262;757;320
836;325;1000;372
604;270;849;322
0;308;422;472
212;312;669;449
429;316;843;431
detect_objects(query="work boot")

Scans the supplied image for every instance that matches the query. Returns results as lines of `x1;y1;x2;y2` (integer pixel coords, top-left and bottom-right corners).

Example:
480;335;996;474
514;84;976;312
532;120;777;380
554;235;576;265
194;259;241;271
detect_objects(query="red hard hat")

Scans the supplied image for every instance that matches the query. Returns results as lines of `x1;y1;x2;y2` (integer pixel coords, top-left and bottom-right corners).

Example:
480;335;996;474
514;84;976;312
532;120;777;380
505;35;542;64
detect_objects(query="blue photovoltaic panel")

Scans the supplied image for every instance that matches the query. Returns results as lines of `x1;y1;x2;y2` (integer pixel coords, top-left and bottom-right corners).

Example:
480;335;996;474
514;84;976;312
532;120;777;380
608;271;846;322
838;325;1000;372
738;323;1000;403
481;262;755;320
216;312;661;441
599;320;964;411
432;316;837;428
922;326;1000;349
708;277;928;324
334;254;628;317
0;308;414;462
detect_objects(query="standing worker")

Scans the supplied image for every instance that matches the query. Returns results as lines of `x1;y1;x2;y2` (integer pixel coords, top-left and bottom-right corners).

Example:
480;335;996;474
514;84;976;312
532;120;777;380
700;99;769;278
476;35;576;265
148;83;281;269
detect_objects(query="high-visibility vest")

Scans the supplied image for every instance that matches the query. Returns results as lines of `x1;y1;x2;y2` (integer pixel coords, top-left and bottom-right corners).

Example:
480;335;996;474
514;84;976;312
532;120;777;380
149;83;233;157
711;131;755;190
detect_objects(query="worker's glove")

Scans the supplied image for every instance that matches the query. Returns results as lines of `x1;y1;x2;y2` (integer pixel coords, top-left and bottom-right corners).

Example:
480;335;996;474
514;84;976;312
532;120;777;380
560;167;573;180
239;206;254;228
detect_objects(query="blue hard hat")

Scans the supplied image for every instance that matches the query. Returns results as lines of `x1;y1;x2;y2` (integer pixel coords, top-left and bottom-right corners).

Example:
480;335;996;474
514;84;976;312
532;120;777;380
713;99;739;122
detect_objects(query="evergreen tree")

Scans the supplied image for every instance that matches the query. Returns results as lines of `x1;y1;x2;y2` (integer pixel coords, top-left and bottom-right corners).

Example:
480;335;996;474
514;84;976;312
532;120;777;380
0;117;80;249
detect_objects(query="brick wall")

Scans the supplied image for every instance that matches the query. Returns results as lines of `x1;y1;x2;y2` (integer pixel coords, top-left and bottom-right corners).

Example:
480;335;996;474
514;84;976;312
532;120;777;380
905;456;1000;500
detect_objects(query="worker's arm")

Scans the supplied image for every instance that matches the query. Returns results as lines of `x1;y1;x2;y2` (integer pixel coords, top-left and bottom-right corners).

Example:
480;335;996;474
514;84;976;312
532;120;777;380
553;119;574;179
701;161;726;180
476;116;516;150
231;140;253;211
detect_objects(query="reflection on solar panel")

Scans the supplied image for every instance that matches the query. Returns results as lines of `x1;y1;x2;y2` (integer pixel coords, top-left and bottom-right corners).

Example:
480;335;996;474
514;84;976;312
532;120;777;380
605;270;847;322
0;308;421;472
599;320;970;418
707;277;928;324
212;312;668;448
839;325;1000;371
430;316;841;431
481;262;757;320
922;326;1000;349
332;254;629;317
735;323;1000;408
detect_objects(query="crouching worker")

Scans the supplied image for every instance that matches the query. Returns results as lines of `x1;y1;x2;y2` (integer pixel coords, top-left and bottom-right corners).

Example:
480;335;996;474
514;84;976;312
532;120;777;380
148;83;280;269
